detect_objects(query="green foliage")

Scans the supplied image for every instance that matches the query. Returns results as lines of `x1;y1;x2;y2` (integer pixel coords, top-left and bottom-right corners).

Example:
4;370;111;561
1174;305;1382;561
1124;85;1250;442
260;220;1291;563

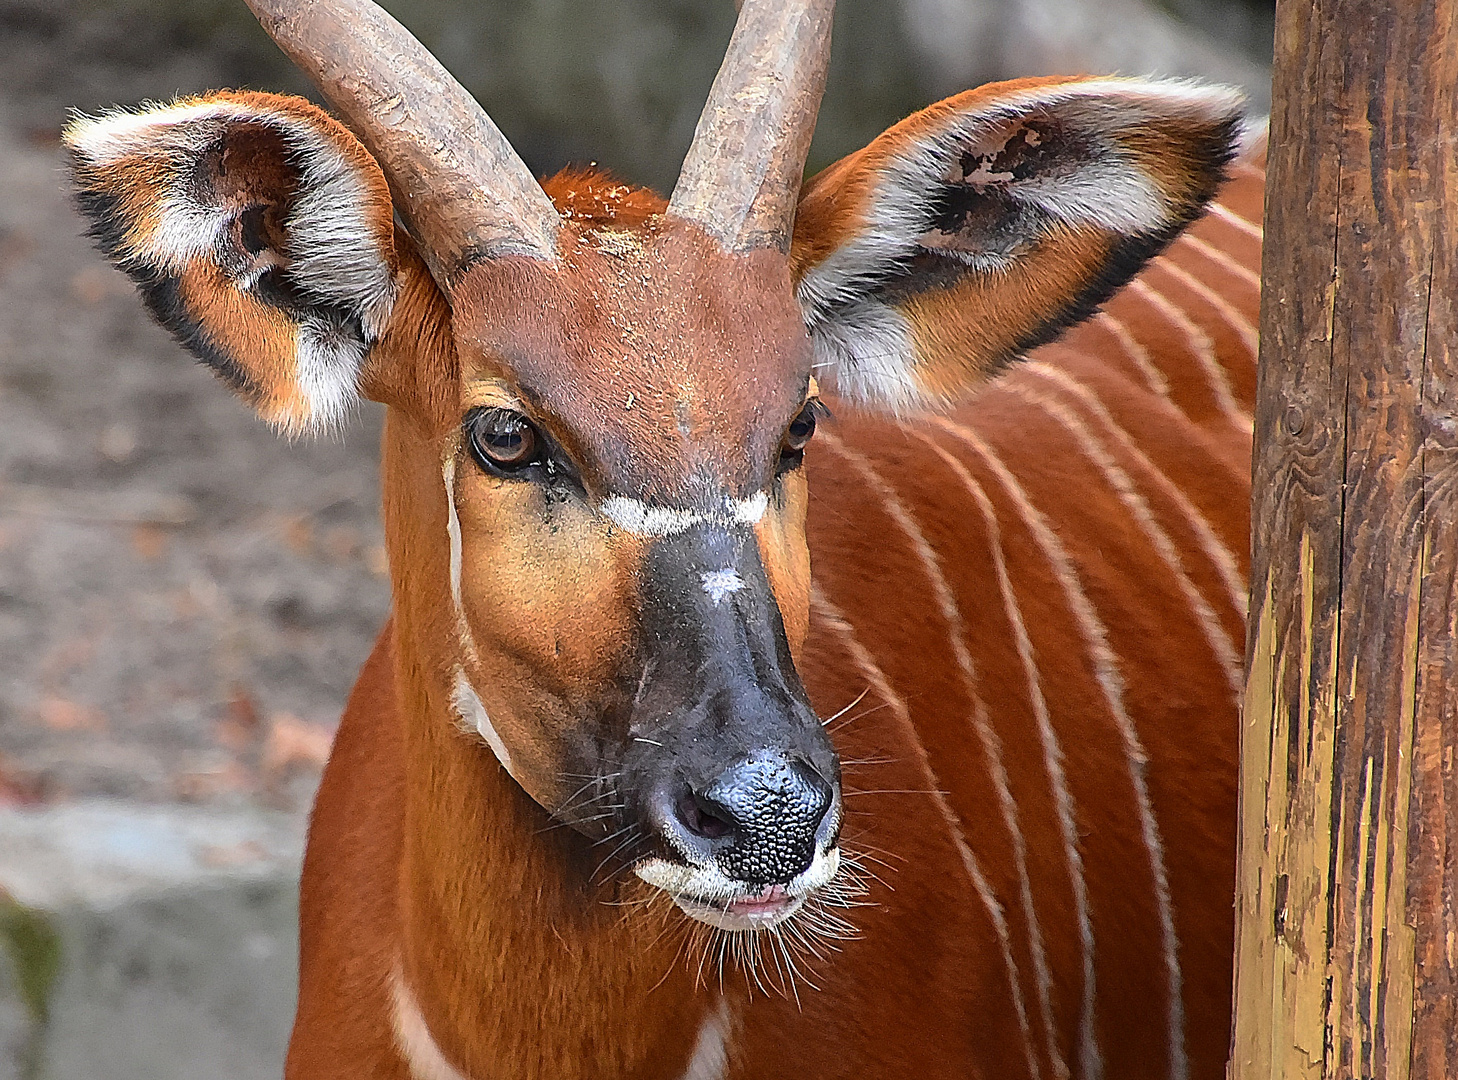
0;899;61;1080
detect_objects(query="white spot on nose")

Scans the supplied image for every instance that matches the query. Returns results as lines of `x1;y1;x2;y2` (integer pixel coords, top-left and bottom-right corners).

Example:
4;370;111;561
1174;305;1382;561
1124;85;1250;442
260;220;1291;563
701;568;745;605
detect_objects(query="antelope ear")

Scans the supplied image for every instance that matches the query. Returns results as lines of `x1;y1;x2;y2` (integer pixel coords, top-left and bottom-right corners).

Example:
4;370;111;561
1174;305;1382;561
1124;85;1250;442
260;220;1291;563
791;76;1246;414
65;91;400;434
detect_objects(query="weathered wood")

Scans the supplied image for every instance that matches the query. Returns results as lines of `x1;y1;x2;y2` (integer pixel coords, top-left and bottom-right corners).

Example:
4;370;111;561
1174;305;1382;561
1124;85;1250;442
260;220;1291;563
1234;2;1458;1079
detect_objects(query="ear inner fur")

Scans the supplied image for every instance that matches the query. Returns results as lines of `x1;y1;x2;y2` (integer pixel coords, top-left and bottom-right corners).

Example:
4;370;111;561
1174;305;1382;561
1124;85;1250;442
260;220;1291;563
790;75;1245;414
65;90;399;433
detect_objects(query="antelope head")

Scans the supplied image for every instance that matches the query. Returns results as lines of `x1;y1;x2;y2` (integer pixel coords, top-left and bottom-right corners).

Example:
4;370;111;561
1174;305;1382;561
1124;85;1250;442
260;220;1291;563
64;0;1243;937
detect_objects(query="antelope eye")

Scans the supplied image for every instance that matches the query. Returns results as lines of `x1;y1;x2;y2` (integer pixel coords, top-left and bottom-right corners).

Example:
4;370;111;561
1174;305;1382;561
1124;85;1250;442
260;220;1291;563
779;400;823;468
466;408;544;474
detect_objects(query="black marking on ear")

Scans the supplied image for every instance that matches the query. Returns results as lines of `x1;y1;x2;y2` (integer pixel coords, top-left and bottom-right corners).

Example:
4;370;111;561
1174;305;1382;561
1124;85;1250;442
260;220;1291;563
132;266;258;400
1041;110;1243;335
71;175;258;399
923;187;1046;261
71;182;134;267
989;114;1243;372
882;110;1242;381
249;269;357;332
250;270;370;366
238;204;270;256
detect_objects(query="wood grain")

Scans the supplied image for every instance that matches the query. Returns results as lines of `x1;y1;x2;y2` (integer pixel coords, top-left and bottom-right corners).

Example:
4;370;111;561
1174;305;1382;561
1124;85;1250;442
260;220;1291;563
1234;2;1458;1078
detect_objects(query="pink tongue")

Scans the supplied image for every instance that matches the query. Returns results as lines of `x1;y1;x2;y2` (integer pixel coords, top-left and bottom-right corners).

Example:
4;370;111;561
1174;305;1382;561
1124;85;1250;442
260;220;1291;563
732;885;787;908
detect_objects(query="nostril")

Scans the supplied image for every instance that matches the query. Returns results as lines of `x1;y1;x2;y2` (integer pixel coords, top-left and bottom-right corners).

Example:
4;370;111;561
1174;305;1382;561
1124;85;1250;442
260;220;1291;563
791;761;833;819
689;752;836;885
674;788;735;841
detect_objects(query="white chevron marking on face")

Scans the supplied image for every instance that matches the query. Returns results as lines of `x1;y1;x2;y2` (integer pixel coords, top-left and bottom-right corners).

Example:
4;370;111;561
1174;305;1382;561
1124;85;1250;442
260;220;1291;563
601;492;768;537
451;668;514;777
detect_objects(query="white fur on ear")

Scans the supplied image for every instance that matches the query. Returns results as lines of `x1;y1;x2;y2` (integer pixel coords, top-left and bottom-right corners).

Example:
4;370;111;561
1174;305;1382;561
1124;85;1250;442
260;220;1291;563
66;95;399;434
808;301;923;417
794;77;1246;414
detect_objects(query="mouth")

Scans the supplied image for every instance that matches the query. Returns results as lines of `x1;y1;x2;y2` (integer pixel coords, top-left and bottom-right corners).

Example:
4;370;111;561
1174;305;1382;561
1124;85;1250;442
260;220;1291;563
634;846;841;931
672;884;805;931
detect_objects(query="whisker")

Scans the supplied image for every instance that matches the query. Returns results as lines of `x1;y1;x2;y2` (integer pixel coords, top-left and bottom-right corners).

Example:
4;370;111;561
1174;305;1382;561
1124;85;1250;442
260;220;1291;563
838;755;895;769
819;687;870;728
590;825;643;882
533;807;623;836
841;787;949;798
827;699;893;735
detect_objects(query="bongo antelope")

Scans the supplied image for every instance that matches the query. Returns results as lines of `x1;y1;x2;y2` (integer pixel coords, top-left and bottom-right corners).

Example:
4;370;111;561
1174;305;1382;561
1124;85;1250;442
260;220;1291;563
64;0;1262;1076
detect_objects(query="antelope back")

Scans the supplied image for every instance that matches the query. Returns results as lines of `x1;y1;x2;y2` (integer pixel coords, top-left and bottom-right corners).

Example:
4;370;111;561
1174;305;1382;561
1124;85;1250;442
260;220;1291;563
787;149;1263;1080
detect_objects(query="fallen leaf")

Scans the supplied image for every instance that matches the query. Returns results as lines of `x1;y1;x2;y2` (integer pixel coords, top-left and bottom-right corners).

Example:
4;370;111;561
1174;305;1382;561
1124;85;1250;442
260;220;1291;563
130;523;167;561
216;686;263;751
323;526;359;562
174;760;252;802
36;697;107;732
96;423;137;463
281;515;313;554
0;756;42;806
367;545;390;577
197;840;267;868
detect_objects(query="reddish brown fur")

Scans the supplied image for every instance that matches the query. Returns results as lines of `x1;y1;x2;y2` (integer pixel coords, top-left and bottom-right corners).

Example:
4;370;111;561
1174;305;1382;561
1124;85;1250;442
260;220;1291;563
66;79;1260;1080
284;162;1262;1079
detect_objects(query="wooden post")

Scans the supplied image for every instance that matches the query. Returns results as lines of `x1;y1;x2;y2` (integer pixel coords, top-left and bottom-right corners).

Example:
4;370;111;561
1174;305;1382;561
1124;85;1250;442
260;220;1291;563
1233;2;1458;1079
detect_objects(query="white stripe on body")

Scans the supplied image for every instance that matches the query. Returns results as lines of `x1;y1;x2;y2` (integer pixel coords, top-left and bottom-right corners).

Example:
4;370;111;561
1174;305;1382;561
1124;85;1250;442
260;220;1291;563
1174;232;1262;291
913;431;1101;1080
1001;383;1244;701
1124;279;1251;433
1150;257;1259;364
934;417;1189;1080
1022;362;1247;623
819;430;1066;1080
1205;201;1263;240
810;586;1041;1080
1091;312;1172;403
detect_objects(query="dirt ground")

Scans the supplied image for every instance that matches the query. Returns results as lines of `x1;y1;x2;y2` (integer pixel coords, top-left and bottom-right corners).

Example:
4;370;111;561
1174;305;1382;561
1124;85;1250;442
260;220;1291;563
0;3;389;812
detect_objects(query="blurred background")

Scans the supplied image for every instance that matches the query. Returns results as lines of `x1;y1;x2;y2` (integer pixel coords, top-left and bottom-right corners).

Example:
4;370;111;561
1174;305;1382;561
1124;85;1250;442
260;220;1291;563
0;0;1270;1076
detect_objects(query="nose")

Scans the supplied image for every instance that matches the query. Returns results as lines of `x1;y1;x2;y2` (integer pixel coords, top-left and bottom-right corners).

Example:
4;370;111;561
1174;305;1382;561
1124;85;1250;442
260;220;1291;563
663;750;834;885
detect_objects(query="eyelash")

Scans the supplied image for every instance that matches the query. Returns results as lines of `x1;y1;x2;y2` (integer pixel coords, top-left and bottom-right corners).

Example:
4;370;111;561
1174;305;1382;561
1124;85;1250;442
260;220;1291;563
778;399;828;471
465;407;550;478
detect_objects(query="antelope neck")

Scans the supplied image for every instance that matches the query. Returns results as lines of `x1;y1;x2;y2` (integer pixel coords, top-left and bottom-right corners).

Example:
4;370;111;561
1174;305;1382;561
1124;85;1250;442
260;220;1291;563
389;627;716;1080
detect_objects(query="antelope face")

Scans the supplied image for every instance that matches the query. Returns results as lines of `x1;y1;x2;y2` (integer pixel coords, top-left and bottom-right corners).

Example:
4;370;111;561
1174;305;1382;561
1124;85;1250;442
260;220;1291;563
442;223;842;926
